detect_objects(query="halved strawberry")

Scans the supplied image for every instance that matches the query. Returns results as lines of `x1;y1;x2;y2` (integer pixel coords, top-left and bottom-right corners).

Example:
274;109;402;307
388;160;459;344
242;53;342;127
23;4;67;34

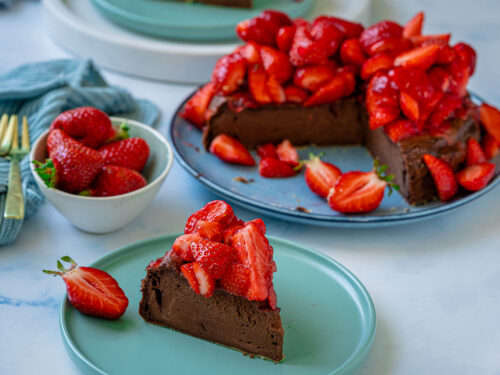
428;67;451;92
209;134;255;166
172;233;201;261
284;85;309;103
257;143;277;159
456;163;496;191
359;20;403;55
393;44;440;70
180;263;200;295
360;53;393;80
184;200;241;235
276;25;296;53
219;263;250;297
259;157;297;178
43;256;128;319
304;71;355;107
246;218;266;234
183;262;216;297
303;154;342;199
190;238;233;279
180;82;216;129
266;76;286;104
248;64;272;104
446;58;470;98
482;133;500;160
403;12;424;39
289;25;329;66
428;94;462;128
340;38;367;66
466;138;487;166
435;45;457;65
314;16;364;38
422;154;458;202
311;18;344;57
454;42;477;75
194;220;225;242
410;34;451;46
260;46;293;83
327;161;397;213
369;106;401;130
212;53;246;95
276;139;299;167
293;64;336;92
368;37;412;56
384;119;420;142
236;10;291;46
479;103;500;143
399;92;420;121
234;41;261;64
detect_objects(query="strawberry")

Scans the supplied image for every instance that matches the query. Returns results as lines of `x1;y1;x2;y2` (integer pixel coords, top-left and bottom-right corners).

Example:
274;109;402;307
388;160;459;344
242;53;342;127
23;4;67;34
43;256;128;319
259;157;297;178
209;134;255;166
456;163;496;191
98;137;149;172
248;64;272;104
482;134;500;160
359;20;404;55
212;53;246;95
340;38;367;66
246;218;266;234
302;153;342;199
403;12;424;39
428;94;462;128
234;41;261;65
180;82;216;129
393;44;441;70
190;238;233;279
35;129;104;193
236;10;291;46
49;106;112;149
276;25;296;53
313;16;364;38
368;37;412;56
172;233;200;261
266;76;286;104
184;200;241;235
399;91;420;122
311;18;344;57
293;64;336;92
256;143;277;159
86;165;146;197
284;85;309;103
260;46;293;83
360;53;393;80
304;71;355;107
369;106;401;130
146;257;164;270
466;138;487;166
106;123;130;143
226;92;259;113
422;154;458;202
328;160;398;213
446;58;470;98
219;263;250;297
259;10;292;36
180;263;200;295
428;67;451;92
435;45;457;65
289;25;329;67
454;42;477;76
479;103;500;143
180;262;216;297
411;34;451;46
194;220;225;242
384;119;420;142
365;72;399;112
276;139;299;167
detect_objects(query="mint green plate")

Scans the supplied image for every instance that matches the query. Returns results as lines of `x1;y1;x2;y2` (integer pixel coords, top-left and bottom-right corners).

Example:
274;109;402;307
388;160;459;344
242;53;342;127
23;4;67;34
90;0;315;42
60;234;376;374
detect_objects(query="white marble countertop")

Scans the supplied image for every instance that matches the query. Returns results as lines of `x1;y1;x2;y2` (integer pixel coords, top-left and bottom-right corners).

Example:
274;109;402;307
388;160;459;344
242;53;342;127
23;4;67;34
1;1;500;374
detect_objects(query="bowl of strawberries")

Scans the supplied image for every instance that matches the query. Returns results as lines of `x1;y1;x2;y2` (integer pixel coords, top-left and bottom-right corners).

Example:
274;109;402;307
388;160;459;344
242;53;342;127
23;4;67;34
30;106;173;233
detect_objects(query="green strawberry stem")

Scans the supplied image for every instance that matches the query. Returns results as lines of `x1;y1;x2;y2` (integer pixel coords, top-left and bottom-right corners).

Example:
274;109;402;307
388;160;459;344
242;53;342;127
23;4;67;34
33;159;57;189
373;158;400;196
42;256;77;276
294;152;326;171
109;122;130;142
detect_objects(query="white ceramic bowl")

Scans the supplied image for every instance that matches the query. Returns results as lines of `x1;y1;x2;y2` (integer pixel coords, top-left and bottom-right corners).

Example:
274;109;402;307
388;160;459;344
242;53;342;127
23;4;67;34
30;117;173;233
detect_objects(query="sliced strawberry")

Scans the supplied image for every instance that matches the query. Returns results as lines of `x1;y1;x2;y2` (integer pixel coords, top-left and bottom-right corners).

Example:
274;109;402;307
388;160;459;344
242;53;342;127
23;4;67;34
266;76;286;104
289;25;329;67
429;94;462;128
184;200;240;235
194;220;225;242
209;134;255;166
236;10;291;46
482;133;500;160
340;38;367;66
422;154;458;202
446;58;470;98
248;64;272;104
314;16;364;38
360;53;393;80
234;41;261;64
172;233;201;261
311;18;344;57
212;53;246;95
180;263;200;295
454;42;477;75
369;106;401;130
435;45;457;65
246;218;266;234
365;72;399;112
303;154;342;199
359;20;403;55
393;44;440;70
466;138;487;166
456;163;496;192
276;139;299;167
257;143;277;159
368;37;412;56
284;85;309;103
479;103;500;143
146;256;163;270
304;71;355;107
180;82;215;129
43;256;128;320
410;34;451;46
259;157;297;178
384;119;420;142
193;262;216;297
226;92;259;113
399;91;420;122
428;67;451;92
276;25;296;53
293;64;336;92
260;46;293;83
219;263;250;297
190;238;233;279
259;10;292;35
403;12;424;39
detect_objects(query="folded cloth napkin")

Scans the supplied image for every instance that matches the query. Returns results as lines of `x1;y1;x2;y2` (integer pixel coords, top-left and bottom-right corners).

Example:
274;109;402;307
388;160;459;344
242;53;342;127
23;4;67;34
0;59;159;246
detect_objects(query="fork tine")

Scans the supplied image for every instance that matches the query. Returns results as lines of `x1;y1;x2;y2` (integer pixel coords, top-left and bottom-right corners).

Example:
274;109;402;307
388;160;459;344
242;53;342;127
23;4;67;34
0;114;8;144
11;118;19;150
0;115;16;155
21;116;30;151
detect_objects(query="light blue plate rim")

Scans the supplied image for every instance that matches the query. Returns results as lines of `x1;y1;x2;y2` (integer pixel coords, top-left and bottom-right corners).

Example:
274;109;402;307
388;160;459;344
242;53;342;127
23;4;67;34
169;91;500;227
59;234;376;375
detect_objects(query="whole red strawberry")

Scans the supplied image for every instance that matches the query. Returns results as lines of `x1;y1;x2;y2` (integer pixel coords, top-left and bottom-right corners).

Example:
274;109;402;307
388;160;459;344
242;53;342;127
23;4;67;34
98;138;150;172
43;256;128;319
35;129;104;193
50;106;112;149
88;165;147;197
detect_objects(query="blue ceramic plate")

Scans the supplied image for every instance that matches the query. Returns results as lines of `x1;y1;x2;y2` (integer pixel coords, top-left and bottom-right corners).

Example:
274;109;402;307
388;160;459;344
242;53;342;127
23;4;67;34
170;92;500;227
90;0;315;42
60;234;376;375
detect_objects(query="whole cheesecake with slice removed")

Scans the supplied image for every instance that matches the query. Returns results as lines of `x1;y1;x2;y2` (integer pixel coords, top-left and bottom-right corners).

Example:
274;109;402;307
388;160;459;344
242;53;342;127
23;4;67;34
139;200;284;362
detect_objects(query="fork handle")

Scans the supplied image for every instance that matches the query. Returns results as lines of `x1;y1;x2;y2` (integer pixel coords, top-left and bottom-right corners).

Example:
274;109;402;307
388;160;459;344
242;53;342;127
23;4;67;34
4;159;24;220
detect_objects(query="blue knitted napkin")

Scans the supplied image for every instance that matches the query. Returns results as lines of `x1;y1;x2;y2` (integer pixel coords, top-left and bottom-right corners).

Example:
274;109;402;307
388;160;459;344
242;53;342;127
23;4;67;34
0;59;159;245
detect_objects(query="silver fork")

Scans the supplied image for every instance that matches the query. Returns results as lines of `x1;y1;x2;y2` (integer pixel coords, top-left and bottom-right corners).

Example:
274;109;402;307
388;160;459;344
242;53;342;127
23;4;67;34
0;114;30;219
